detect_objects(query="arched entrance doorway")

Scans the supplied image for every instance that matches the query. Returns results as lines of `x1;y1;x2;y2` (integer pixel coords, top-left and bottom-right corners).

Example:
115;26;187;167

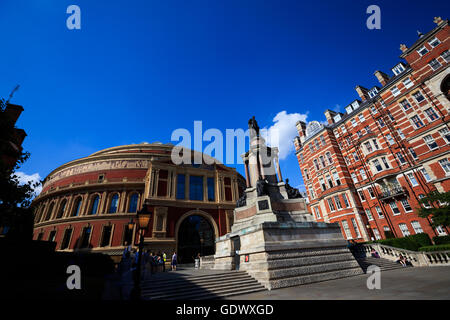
177;215;215;264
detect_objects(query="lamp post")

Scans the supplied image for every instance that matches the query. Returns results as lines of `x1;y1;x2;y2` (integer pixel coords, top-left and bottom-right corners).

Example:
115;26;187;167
130;205;152;300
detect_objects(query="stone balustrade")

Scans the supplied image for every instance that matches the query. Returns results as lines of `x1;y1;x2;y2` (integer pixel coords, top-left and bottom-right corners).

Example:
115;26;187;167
357;243;450;267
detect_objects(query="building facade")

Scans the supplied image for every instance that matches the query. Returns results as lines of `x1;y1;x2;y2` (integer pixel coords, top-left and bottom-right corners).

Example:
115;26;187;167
294;17;450;242
32;143;244;263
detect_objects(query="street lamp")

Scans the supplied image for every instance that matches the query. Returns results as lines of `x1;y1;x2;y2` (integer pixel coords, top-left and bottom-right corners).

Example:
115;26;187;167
130;205;152;300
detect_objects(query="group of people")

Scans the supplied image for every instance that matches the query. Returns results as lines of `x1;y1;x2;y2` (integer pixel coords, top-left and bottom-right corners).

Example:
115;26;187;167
118;242;178;277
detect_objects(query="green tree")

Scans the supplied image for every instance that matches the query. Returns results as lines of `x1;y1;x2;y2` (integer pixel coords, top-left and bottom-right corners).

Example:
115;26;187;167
417;191;450;228
0;98;40;240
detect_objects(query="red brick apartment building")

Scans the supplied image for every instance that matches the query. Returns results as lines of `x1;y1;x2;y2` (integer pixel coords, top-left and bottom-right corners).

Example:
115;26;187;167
294;17;450;242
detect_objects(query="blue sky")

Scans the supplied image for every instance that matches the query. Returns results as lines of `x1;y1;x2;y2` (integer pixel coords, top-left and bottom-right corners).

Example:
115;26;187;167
1;0;449;192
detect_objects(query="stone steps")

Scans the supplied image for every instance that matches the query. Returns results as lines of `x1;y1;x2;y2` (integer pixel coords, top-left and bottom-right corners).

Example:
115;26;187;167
141;271;266;300
357;256;409;272
250;258;363;289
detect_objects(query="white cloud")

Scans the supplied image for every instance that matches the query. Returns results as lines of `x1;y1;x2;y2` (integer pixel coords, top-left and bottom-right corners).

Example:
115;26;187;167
262;111;308;160
14;172;42;196
333;104;341;113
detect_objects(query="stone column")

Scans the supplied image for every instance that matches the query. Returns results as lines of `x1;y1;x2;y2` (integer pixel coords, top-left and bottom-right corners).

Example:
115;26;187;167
99;191;108;214
119;190;127;213
81;192;89;216
64;195;74;218
275;155;283;182
244;160;250;188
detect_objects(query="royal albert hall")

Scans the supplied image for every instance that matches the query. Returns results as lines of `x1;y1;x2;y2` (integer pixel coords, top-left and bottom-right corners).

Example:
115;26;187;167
31;143;244;263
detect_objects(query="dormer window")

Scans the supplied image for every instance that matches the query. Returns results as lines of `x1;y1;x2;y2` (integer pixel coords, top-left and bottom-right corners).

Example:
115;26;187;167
345;105;353;114
417;46;429;56
392;64;405;76
351;101;360;109
333;114;341;122
368;88;378;98
428;37;441;48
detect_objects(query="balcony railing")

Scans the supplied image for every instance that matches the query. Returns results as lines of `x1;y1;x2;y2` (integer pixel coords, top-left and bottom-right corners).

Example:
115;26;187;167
380;185;406;200
355;243;450;267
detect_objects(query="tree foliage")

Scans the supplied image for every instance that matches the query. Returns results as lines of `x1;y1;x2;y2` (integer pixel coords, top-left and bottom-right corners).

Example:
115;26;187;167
0;98;40;239
416;190;450;228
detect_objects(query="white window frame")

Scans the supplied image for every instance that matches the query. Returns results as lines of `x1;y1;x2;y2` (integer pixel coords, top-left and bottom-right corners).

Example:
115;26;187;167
441;50;450;63
351;218;361;239
402;78;413;89
391;86;401;97
327;198;336;212
429;59;442;71
365;209;373;221
438;158;450;175
428;37;440;48
417;46;429;56
413;91;425;103
423;135;438;151
407;172;419;186
400;199;412;213
389;202;401;215
375;206;384;219
341;220;352;239
439;127;450;143
373;228;381;240
411;221;424;234
399;223;411;236
420;168;432;182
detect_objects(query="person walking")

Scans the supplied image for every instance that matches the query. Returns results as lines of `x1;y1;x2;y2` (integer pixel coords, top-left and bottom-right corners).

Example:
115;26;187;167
171;251;177;271
162;252;167;272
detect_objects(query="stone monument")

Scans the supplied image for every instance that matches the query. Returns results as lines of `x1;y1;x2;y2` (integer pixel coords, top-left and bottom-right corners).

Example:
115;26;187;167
201;117;363;290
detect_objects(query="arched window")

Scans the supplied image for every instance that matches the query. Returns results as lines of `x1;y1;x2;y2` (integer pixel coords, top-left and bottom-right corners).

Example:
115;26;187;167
90;195;100;215
128;193;139;213
46;202;55;221
109;194;119;213
72;197;82;216
56;199;67;219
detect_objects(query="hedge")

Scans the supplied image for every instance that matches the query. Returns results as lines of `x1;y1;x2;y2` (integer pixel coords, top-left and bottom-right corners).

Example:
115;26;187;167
375;233;432;251
419;244;450;252
433;235;450;245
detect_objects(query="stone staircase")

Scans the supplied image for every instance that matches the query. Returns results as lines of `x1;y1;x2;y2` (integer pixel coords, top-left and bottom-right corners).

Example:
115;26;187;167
356;256;408;273
141;270;266;300
245;246;364;290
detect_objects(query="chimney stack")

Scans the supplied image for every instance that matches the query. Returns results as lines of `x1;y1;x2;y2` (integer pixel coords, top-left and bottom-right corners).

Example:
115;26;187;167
293;136;302;151
374;70;390;87
355;85;370;101
324;110;338;125
296;121;307;143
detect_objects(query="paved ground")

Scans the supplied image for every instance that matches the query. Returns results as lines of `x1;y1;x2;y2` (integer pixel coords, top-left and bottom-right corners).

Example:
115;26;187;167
226;266;450;300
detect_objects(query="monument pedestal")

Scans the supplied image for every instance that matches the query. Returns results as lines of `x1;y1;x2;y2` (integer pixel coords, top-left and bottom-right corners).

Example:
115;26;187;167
200;117;363;289
212;218;363;289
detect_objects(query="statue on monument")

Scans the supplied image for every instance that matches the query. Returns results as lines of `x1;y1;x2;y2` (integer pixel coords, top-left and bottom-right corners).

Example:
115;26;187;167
236;193;247;208
248;116;260;138
256;176;268;197
285;178;303;199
